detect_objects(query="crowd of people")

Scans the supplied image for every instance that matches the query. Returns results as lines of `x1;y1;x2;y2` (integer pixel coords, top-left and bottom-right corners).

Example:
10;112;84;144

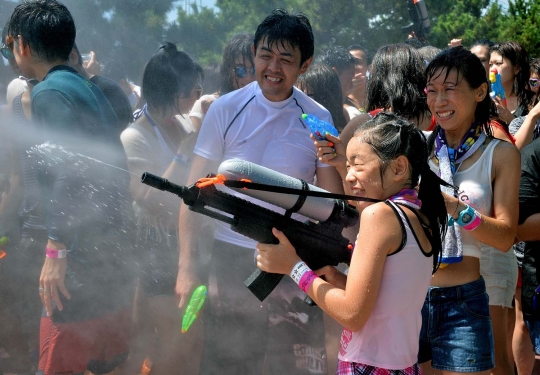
1;1;540;375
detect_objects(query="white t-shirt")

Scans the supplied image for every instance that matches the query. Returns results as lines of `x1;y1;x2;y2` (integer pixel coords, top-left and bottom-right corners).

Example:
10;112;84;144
194;81;332;248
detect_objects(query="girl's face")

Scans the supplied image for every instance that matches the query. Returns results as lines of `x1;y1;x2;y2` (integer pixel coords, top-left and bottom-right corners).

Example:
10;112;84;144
489;51;519;86
345;137;394;212
232;54;256;90
426;68;486;134
529;73;539;93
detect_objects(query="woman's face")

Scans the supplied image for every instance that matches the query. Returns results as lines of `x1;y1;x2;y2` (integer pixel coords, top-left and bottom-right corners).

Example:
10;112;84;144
529;72;539;93
489;51;519;86
232;54;256;90
426;68;486;133
177;83;202;114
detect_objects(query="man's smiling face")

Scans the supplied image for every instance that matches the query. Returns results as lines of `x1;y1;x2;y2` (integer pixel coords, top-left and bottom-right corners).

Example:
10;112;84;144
252;37;312;102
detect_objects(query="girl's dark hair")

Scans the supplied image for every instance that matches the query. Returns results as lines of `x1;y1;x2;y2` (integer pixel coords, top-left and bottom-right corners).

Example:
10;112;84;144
142;42;200;114
490;41;531;109
470;39;495;50
425;46;496;152
531;58;540;77
296;65;347;131
353;112;450;272
367;44;429;124
219;33;254;95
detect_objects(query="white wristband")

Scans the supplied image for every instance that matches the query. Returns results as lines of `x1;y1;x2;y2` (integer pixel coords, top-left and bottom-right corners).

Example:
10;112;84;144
290;261;311;284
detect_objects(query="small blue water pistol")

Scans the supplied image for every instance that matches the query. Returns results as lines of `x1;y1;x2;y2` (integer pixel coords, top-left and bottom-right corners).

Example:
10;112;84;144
182;285;207;333
301;114;339;140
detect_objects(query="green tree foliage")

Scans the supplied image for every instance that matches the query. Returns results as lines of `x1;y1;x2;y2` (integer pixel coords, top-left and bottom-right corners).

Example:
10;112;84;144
500;0;540;57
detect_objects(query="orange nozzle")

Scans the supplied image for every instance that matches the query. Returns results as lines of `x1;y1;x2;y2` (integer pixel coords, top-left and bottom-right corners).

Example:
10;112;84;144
0;250;5;259
195;174;227;188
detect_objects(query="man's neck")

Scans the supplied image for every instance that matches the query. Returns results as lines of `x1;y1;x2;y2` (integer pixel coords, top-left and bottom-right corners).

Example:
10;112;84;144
33;59;70;81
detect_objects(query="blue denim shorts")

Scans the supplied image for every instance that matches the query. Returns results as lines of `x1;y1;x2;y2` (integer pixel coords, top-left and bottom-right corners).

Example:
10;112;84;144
524;317;540;355
418;277;495;372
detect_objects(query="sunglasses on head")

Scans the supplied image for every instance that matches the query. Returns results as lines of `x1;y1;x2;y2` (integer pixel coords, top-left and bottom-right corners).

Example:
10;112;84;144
529;78;539;88
234;66;255;79
1;35;16;60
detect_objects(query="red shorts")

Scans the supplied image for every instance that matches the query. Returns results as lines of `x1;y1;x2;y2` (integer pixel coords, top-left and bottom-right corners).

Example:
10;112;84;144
39;308;131;375
517;266;523;288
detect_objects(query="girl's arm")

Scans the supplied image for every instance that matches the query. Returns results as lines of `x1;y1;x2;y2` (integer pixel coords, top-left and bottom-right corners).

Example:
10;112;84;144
443;141;520;252
514;101;540;150
257;202;402;332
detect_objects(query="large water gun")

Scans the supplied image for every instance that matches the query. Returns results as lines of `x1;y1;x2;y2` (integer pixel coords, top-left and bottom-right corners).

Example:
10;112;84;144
402;0;431;41
490;69;507;106
141;159;375;302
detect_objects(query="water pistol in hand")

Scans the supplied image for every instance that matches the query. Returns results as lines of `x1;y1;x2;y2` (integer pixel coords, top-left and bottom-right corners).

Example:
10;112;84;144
141;159;377;302
301;114;339;140
182;285;207;333
489;69;507;105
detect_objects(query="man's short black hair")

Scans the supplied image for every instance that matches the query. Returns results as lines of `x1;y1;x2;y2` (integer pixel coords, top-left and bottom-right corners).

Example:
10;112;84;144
8;0;75;63
253;9;314;66
315;46;356;74
347;44;372;64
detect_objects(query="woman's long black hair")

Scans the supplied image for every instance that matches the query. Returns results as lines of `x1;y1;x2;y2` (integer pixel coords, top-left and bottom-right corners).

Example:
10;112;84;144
353;112;452;272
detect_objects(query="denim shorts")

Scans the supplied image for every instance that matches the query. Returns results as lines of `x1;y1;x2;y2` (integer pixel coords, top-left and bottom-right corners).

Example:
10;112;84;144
418;277;495;372
524;317;540;355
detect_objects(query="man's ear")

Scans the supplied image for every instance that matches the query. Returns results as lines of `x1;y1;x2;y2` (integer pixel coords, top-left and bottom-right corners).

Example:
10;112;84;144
475;82;488;102
68;49;78;66
16;35;31;57
299;56;313;75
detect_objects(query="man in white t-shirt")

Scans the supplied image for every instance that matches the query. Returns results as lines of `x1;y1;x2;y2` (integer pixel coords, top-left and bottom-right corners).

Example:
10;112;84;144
178;9;343;375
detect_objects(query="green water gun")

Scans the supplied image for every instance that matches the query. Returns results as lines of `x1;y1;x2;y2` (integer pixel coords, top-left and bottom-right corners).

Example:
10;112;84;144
182;285;207;333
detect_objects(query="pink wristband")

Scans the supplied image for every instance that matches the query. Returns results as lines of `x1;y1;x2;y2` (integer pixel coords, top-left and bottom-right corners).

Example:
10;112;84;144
299;270;317;293
463;212;482;231
46;247;67;259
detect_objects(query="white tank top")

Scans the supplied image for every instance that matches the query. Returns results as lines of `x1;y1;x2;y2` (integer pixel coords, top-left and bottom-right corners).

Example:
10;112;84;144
428;139;498;258
338;202;433;369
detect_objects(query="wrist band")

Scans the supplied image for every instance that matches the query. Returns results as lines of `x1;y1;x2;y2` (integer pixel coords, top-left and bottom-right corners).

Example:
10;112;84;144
290;261;310;284
299;270;317;293
463;211;482;231
290;261;318;293
46;247;67;259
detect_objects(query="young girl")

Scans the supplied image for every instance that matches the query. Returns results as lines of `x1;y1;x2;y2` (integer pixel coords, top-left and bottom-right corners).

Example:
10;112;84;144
256;112;449;374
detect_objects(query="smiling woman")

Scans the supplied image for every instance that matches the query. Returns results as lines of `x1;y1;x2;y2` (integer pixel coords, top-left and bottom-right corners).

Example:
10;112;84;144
421;46;520;375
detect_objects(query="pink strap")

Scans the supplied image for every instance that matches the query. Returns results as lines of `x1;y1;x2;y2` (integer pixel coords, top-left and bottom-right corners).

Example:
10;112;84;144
463;212;482;231
299;270;317;293
46;247;67;259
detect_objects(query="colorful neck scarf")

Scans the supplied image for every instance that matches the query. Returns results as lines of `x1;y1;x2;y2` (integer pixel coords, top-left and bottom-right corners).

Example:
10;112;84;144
434;122;486;265
389;188;422;210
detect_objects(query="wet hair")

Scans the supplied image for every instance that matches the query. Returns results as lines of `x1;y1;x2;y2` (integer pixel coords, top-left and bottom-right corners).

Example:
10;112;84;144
490;41;531;109
418;46;441;65
219;33;254;95
402;38;426;49
470;39;495;50
8;0;76;63
347;44;371;65
425;46;496;152
353;112;450;272
142;42;200;114
367;44;429;123
254;9;314;66
296;65;347;131
315;46;356;74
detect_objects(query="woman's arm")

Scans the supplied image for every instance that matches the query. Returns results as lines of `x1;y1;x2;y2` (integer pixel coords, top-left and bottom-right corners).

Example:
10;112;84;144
517;213;540;242
257;203;402;332
514;101;540;150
